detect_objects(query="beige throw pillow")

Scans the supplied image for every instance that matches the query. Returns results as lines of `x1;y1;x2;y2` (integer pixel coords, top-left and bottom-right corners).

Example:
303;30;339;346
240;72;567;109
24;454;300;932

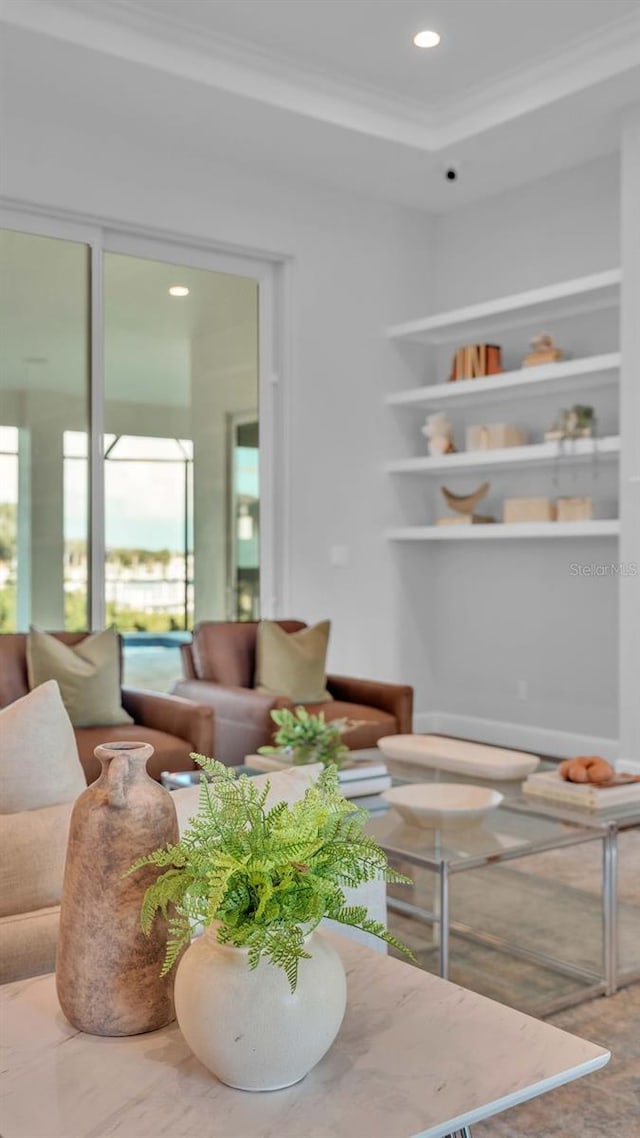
27;628;133;728
0;799;75;917
0;680;86;813
256;620;332;703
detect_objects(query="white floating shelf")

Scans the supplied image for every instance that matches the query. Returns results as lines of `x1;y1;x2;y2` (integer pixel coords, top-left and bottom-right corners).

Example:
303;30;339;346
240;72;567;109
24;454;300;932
385;435;620;475
385;353;620;408
386;270;621;345
386;521;620;542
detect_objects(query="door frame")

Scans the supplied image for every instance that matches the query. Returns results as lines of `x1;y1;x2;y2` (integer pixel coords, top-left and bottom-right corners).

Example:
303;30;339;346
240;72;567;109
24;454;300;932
0;204;289;628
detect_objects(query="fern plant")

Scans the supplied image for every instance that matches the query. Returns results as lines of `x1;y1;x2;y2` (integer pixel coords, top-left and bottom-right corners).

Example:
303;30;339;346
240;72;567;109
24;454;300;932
128;756;413;991
258;706;350;768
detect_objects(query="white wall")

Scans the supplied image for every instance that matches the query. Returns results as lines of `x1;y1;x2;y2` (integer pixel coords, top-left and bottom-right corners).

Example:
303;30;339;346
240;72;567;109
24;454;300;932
417;158;622;751
2;106;433;687
4;82;631;752
619;113;640;765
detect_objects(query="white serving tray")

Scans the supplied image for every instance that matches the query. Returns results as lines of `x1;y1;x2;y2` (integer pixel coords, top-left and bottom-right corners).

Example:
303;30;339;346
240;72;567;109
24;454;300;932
377;735;540;781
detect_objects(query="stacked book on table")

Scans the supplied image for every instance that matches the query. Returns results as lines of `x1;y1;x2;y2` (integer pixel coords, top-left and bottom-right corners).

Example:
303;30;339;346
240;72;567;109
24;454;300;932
523;769;640;811
246;754;392;798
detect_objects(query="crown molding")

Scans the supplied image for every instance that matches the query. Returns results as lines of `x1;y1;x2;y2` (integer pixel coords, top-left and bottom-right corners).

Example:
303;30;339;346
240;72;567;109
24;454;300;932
435;10;640;147
2;0;640;154
0;0;437;150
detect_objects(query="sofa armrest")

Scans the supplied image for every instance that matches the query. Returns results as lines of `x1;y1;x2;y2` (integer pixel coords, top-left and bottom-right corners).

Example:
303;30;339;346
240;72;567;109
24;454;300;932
121;687;214;754
326;675;413;734
172;679;292;732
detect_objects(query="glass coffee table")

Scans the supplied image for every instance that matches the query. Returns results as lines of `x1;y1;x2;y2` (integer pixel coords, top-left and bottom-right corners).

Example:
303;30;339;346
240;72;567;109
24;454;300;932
162;760;640;1015
360;759;640;1015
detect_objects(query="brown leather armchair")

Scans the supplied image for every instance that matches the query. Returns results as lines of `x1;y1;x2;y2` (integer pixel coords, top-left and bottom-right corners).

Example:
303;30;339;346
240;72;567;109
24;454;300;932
0;632;214;784
173;620;413;766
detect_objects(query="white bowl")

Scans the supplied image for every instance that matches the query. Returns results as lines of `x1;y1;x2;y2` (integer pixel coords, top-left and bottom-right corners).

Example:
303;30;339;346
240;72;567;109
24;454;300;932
381;783;503;829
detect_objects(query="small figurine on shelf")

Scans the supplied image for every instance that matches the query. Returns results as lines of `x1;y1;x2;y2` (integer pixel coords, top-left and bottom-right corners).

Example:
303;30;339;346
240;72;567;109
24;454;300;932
544;404;596;442
421;412;456;455
437;481;495;526
522;332;564;368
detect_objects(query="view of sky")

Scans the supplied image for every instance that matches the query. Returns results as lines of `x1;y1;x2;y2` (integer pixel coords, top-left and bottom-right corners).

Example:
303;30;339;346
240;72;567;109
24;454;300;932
0;430;259;551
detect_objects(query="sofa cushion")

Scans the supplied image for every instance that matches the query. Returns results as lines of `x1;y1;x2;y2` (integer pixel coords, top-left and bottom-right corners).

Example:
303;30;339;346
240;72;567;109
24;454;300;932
27;627;133;728
256;619;332;703
0;680;86;813
0;799;74;918
303;700;397;750
0;906;60;984
75;725;197;785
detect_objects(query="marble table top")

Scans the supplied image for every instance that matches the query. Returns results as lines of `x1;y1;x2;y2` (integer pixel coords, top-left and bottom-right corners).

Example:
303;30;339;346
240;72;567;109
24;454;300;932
0;937;609;1138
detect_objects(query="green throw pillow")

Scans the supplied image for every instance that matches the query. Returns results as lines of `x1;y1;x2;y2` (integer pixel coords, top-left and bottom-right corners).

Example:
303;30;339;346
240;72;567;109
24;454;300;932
26;628;133;728
256;620;332;703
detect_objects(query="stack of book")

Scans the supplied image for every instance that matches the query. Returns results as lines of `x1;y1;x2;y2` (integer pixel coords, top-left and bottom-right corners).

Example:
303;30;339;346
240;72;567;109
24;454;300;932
246;754;391;798
523;769;640;811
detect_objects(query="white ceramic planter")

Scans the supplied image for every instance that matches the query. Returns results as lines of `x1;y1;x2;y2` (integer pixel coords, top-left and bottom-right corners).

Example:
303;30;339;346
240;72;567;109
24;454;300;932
174;926;347;1091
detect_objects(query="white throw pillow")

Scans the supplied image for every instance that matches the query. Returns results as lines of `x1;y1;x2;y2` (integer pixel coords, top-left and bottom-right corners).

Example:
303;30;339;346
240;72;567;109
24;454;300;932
0;680;86;813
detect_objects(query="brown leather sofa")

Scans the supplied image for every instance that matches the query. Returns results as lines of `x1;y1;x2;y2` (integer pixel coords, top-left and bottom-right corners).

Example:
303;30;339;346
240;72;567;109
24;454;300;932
0;632;214;783
173;620;413;766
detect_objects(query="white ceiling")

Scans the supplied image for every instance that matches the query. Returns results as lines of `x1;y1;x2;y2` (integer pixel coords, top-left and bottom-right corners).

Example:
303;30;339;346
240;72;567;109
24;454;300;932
1;0;640;210
111;0;640;107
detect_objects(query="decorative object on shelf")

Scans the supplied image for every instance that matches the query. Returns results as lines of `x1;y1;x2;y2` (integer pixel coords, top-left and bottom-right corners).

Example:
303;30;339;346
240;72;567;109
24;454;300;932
544;405;599;486
382;783;503;830
556;497;593;522
56;741;179;1037
522;332;564;367
503;497;557;523
544;404;596;441
465;423;528;451
129;757;412;1091
438;481;495;525
258;706;350;768
421;411;456;455
449;343;502;381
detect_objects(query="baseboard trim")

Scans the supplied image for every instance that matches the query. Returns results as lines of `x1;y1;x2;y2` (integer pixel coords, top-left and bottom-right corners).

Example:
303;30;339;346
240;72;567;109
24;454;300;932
413;711;619;761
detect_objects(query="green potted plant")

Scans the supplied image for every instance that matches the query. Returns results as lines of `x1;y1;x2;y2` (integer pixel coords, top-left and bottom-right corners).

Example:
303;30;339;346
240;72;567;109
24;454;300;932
258;706;350;768
129;756;411;1091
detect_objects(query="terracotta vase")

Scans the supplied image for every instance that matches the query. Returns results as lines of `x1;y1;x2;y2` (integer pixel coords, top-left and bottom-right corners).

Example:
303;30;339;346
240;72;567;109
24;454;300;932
56;741;179;1036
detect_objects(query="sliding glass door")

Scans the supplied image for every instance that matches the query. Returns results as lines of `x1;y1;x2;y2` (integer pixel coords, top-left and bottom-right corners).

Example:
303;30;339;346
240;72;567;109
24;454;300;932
0;224;269;690
0;229;90;632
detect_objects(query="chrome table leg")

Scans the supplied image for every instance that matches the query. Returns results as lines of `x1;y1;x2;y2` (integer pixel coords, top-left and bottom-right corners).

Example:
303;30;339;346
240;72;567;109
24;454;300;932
439;860;450;981
602;825;618;996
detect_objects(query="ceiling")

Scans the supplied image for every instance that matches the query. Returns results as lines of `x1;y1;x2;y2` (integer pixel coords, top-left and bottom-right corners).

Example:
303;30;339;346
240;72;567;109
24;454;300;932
109;0;640;107
1;0;640;210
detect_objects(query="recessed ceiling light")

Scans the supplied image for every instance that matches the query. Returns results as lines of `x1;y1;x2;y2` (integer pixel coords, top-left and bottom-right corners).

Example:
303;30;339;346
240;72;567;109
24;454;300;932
413;30;441;49
169;285;189;297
